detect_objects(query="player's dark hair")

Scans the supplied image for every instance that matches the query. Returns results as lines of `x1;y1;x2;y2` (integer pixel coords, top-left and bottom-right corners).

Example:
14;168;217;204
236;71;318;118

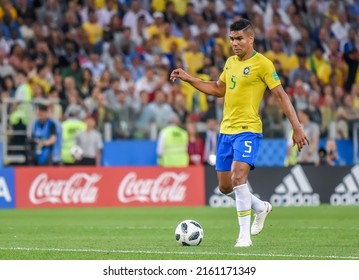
230;19;253;33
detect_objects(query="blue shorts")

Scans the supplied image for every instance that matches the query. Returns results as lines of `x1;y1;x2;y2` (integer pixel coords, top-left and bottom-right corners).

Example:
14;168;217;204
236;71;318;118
216;132;262;171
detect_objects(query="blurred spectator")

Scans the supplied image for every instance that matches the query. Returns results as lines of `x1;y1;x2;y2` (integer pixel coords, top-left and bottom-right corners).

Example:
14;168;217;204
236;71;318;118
307;44;326;75
325;139;344;166
82;51;106;80
96;0;117;28
292;79;309;112
330;11;351;45
186;121;204;165
61;108;86;166
76;115;103;166
265;38;289;74
62;58;83;88
262;94;285;138
64;92;86;120
297;109;320;165
101;89;133;139
335;94;359;139
157;114;189;167
289;52;312;85
302;1;324;35
320;86;336;138
31;104;57;165
201;117;219;166
172;93;189;125
36;0;63;29
1;74;16;98
122;0;153;29
82;9;103;52
343;27;359;92
0;48;16;79
79;68;95;99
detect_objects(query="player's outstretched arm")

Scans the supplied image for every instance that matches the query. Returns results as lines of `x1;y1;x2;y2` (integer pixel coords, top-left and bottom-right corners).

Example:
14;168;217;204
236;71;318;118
271;85;309;152
170;68;225;97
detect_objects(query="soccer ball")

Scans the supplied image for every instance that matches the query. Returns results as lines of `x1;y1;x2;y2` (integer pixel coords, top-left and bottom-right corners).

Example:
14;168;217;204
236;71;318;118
70;145;83;160
175;220;204;246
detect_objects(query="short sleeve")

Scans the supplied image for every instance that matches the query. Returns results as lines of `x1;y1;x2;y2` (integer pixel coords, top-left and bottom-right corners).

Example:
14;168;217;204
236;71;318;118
262;59;282;90
219;60;229;83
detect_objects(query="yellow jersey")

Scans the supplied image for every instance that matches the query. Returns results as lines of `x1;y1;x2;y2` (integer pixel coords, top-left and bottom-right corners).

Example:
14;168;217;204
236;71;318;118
219;51;281;134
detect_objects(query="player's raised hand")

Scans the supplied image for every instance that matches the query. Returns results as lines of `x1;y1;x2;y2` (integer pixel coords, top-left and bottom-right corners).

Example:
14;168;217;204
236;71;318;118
170;68;192;82
292;126;310;152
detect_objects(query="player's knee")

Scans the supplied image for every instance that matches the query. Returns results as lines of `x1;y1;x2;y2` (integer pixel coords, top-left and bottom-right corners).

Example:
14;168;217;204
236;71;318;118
218;184;232;194
231;172;247;187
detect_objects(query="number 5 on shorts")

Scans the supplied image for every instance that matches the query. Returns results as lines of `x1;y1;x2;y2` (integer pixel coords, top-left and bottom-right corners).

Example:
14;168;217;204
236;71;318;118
244;141;252;154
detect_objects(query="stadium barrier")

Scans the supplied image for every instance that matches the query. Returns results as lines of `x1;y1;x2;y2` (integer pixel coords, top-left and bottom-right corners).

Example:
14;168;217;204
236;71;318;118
2;164;359;209
205;165;359;207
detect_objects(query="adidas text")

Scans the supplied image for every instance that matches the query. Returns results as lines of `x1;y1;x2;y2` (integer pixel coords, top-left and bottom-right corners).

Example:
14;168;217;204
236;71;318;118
270;165;320;206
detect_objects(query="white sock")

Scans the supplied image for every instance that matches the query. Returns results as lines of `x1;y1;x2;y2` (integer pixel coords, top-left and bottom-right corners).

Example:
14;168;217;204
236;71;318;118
251;194;266;214
234;184;251;240
219;189;235;200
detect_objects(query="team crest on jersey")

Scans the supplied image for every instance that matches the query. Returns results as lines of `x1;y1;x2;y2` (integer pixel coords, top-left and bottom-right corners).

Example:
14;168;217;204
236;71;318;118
243;67;250;75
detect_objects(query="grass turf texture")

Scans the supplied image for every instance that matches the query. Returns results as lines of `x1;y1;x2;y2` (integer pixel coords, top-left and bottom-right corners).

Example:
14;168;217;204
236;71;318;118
0;205;358;260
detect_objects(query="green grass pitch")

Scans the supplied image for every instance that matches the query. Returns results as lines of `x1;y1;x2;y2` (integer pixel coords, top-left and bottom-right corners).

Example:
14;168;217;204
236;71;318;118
0;205;358;260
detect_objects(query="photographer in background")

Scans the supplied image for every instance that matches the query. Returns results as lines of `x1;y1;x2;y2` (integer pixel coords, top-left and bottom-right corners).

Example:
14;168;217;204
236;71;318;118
31;104;57;165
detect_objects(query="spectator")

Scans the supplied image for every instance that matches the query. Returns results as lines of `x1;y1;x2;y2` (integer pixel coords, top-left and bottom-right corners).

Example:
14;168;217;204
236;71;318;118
157;114;189;167
261;94;285;138
172;93;189;125
292;79;309;112
122;0;153;29
297;109;320;165
186;121;204;165
343;27;359;92
201;117;219;166
335;94;359;139
101;89;133;139
320;86;336;138
325;139;344;166
61;108;86;165
31;104;57;165
96;0;117;28
82;9;103;53
289;52;312;85
76;115;103;166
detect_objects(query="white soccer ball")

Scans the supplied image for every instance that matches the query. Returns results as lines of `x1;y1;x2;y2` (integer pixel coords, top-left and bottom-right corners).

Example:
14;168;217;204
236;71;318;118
70;145;83;160
175;220;204;246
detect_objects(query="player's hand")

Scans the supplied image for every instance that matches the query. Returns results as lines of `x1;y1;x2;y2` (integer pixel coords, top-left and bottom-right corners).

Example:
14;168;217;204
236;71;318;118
170;68;191;82
292;126;309;152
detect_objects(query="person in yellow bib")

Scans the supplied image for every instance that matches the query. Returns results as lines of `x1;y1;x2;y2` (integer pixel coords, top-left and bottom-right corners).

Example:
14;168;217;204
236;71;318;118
170;19;309;248
157;114;189;167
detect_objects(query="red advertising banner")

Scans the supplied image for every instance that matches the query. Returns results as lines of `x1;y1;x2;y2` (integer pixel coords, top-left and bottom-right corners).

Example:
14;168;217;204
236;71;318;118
15;166;205;208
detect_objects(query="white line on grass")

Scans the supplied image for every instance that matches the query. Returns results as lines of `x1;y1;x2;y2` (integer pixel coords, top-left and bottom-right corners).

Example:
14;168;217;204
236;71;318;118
1;247;359;260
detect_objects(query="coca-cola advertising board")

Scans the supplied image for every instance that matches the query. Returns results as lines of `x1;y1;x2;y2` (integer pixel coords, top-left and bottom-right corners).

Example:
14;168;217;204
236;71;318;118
15;166;205;208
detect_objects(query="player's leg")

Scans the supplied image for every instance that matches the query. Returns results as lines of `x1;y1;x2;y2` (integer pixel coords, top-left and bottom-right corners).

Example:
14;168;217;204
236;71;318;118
231;160;252;247
217;171;235;199
216;133;235;197
232;132;272;236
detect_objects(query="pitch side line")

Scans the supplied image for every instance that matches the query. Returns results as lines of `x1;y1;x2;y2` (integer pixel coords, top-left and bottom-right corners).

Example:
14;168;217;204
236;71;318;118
1;247;359;260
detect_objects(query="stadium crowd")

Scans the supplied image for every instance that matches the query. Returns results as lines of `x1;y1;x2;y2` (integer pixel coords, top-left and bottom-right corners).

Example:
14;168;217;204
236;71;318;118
0;0;358;166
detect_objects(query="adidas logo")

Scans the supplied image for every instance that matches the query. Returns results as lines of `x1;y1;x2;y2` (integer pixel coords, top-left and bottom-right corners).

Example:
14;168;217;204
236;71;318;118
209;181;259;208
330;165;359;205
270;165;320;206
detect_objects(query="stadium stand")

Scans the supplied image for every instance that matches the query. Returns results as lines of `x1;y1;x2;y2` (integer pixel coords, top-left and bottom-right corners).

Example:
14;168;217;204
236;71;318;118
0;0;358;166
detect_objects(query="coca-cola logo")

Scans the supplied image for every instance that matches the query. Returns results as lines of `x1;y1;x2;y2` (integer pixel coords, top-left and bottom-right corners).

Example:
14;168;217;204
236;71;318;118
118;172;189;203
29;173;100;204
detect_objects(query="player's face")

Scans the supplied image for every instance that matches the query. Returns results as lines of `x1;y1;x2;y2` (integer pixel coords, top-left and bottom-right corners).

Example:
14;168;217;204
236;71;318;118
229;30;253;58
